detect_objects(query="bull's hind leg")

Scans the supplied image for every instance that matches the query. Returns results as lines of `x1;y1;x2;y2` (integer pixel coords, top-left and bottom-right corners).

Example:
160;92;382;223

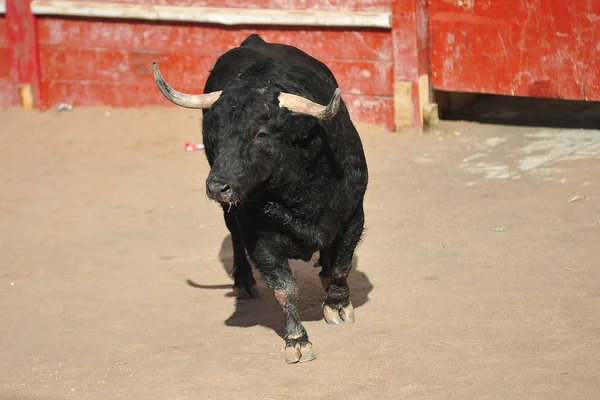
223;212;257;298
249;241;316;364
320;207;364;325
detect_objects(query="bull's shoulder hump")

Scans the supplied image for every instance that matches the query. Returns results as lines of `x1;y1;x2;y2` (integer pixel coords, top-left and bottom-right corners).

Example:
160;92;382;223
240;34;266;47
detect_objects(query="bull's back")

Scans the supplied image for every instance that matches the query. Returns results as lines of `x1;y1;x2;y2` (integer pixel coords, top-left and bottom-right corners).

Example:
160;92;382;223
203;34;338;99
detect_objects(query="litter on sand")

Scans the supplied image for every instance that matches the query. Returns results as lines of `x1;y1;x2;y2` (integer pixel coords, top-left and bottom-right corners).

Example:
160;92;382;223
493;227;505;232
185;142;204;152
568;195;583;203
55;103;73;112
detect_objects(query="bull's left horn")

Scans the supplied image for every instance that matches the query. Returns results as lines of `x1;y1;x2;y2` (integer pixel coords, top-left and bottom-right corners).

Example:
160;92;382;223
152;61;221;109
278;88;341;120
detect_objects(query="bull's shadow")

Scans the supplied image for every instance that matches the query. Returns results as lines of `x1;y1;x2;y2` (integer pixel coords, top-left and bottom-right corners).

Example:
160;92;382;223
187;235;373;338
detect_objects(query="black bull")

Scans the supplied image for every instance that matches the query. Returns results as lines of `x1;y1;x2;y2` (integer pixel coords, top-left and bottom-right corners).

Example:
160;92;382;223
153;34;368;364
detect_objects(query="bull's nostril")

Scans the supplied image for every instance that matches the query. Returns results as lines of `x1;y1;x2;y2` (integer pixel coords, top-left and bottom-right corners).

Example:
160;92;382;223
206;178;233;201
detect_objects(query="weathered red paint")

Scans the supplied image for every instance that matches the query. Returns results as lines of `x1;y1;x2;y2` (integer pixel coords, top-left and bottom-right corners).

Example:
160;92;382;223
36;17;395;128
0;16;20;106
38;47;393;95
582;1;600;100
6;0;42;106
37;19;394;62
429;0;600;101
40;80;393;127
391;0;431;129
70;0;391;11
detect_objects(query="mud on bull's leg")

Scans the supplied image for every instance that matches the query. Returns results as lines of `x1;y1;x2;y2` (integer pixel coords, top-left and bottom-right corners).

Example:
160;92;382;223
249;243;316;364
321;208;364;325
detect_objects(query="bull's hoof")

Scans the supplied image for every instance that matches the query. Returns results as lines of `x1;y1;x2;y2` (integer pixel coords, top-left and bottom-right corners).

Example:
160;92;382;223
233;284;259;299
323;302;355;325
285;343;316;364
311;252;321;268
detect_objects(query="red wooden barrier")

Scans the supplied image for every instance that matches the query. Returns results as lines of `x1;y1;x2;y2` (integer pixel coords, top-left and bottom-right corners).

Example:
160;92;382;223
429;0;600;101
1;0;441;130
0;0;436;129
36;19;396;128
5;0;41;108
391;0;431;129
3;0;598;129
0;15;19;106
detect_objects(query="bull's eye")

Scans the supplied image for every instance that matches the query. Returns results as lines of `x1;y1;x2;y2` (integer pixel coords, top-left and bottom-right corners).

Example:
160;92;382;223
255;128;268;139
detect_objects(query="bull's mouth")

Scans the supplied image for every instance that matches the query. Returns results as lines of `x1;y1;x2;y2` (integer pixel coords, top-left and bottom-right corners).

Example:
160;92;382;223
206;187;242;210
207;190;236;204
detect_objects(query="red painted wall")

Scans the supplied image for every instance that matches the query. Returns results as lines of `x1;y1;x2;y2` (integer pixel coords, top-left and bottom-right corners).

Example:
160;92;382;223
429;0;600;101
37;18;395;127
69;0;391;11
0;16;19;107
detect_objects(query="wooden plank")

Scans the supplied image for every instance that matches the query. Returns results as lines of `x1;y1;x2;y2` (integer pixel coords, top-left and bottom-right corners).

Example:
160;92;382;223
343;93;395;130
581;1;599;100
40;80;167;107
327;59;393;96
39;47;215;88
0;17;18;106
37;19;393;62
0;78;19;106
6;0;42;107
38;47;394;96
45;81;394;128
0;45;17;106
429;0;585;100
30;0;392;28
40;79;395;128
64;0;391;12
0;17;7;45
0;47;10;77
391;0;431;129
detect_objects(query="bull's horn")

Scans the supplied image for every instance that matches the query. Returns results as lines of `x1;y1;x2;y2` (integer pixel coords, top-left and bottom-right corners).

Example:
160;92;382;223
278;88;341;120
152;61;221;109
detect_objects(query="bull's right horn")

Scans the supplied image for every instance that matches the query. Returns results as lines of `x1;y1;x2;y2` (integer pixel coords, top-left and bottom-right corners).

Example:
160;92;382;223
152;61;221;109
279;88;341;120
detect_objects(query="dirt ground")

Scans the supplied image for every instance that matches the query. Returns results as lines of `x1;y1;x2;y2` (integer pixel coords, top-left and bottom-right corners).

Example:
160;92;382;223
1;106;599;400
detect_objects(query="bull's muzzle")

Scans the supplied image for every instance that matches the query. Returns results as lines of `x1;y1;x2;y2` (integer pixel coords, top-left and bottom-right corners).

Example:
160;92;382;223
206;176;234;203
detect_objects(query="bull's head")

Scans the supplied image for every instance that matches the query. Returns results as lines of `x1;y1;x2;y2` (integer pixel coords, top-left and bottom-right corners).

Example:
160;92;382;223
152;61;341;205
152;61;341;120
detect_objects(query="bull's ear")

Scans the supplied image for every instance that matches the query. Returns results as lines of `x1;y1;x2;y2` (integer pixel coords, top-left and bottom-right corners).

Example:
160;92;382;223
285;115;322;141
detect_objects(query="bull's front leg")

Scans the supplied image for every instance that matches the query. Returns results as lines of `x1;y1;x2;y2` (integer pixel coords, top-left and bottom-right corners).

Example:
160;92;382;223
223;211;257;298
248;239;316;364
320;207;365;325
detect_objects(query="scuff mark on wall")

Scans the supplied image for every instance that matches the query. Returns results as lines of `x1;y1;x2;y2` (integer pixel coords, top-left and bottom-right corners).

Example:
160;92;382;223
441;0;474;11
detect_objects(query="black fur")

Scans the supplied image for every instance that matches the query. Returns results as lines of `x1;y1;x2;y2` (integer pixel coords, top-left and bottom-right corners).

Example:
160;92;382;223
201;34;368;357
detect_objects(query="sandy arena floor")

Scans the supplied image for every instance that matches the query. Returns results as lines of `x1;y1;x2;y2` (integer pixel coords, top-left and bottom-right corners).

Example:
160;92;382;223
1;107;599;399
